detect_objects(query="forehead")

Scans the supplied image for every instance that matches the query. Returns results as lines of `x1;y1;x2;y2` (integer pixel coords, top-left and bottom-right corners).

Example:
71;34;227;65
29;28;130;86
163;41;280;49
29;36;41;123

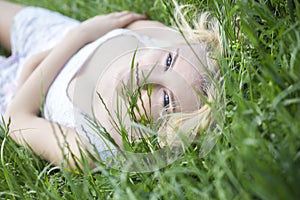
144;44;206;89
173;51;203;83
136;46;206;112
173;43;208;73
140;43;206;67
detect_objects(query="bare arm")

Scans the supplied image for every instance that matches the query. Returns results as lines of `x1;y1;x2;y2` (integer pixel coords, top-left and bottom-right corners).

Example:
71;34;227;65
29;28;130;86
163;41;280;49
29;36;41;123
4;11;147;168
17;50;52;91
0;1;24;51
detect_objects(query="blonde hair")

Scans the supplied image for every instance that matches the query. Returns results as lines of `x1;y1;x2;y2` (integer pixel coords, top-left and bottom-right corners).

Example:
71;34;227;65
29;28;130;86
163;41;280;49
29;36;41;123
158;0;222;147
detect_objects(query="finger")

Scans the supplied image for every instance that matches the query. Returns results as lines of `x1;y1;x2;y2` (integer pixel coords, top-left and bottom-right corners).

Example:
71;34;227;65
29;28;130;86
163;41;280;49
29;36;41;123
112;11;131;17
118;12;147;26
108;11;134;18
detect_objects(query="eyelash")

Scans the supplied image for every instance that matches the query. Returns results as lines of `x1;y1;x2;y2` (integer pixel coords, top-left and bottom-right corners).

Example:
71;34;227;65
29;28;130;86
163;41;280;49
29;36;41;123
163;90;170;108
165;53;173;71
163;51;177;110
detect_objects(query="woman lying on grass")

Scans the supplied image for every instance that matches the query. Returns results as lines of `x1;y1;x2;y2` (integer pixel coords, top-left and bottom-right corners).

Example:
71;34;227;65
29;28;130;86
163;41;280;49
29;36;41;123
0;0;221;170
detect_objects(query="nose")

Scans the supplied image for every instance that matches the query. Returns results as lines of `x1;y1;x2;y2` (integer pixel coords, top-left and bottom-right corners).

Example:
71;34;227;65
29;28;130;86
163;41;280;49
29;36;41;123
133;89;151;123
132;86;164;123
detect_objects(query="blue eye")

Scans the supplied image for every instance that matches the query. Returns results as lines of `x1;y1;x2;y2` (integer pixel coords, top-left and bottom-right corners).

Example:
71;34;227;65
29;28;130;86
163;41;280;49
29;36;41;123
166;53;173;70
163;90;170;108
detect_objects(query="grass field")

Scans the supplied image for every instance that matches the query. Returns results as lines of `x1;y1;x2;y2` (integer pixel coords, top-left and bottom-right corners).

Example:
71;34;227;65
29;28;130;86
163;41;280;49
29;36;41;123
1;0;300;199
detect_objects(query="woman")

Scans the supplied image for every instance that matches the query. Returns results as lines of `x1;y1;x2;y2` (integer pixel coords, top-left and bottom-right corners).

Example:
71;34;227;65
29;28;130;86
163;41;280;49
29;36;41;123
0;0;221;170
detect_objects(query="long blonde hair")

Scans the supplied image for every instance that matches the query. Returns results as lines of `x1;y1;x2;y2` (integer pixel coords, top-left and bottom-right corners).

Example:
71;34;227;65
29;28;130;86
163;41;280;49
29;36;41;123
158;0;222;147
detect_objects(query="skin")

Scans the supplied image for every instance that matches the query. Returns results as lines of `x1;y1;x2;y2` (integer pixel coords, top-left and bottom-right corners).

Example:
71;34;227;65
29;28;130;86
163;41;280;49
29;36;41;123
0;1;23;51
0;1;203;168
0;1;152;168
90;47;203;144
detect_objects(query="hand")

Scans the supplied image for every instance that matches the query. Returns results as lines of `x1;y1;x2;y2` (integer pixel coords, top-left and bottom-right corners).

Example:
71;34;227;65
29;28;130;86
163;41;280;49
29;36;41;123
77;11;147;43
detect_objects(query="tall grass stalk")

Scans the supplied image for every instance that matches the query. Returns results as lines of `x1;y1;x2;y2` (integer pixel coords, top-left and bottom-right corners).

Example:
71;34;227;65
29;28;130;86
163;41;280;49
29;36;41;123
1;0;300;199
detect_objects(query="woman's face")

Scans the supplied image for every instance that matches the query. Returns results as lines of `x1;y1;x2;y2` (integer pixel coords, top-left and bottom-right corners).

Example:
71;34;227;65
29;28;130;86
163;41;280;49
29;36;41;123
94;46;204;124
120;47;204;122
71;30;209;147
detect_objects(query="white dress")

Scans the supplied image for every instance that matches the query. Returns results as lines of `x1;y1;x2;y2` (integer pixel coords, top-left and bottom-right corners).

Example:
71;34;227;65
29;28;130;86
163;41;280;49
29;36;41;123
0;7;124;158
0;6;154;159
0;7;79;115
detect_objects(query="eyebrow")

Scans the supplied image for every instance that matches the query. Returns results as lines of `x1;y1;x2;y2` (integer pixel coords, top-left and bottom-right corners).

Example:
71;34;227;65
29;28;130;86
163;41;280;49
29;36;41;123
170;48;179;113
170;91;176;113
162;48;179;113
171;48;179;69
165;48;179;71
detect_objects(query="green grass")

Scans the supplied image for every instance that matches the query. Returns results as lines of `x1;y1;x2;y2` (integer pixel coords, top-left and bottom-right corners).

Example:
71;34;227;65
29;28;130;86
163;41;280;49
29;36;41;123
1;0;300;199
